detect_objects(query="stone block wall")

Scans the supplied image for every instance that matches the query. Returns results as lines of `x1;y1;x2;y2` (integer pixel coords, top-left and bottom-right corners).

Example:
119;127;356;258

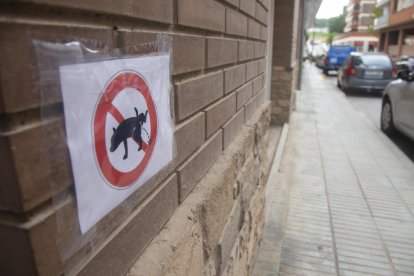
0;0;273;275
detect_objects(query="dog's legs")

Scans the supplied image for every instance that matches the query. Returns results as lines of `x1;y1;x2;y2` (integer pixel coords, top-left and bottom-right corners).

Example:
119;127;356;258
133;127;143;151
123;140;128;160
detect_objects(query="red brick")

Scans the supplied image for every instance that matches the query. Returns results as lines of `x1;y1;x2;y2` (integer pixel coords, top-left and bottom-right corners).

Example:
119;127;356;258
240;0;256;17
205;93;237;137
0;118;72;212
248;19;261;40
207;38;238;68
224;64;246;94
239;40;255;62
253;74;264;95
256;2;268;25
246;60;259;81
120;32;205;75
177;0;225;32
175;112;205;165
226;8;248;37
0;23;113;113
222;108;245;149
79;174;179;276
12;0;173;24
177;131;223;202
175;71;224;121
236;82;253;110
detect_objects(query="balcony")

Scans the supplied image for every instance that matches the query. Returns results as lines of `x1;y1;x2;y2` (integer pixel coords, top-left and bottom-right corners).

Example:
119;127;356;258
374;14;390;29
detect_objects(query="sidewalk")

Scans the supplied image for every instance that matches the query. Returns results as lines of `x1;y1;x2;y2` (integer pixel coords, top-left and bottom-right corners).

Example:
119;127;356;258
253;64;414;275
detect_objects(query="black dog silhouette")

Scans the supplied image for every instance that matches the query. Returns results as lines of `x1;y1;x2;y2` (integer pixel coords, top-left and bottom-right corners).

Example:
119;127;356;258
110;107;148;160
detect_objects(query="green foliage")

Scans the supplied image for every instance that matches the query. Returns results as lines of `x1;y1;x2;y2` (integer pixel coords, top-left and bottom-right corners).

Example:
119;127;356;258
315;14;346;34
328;14;346;33
327;32;335;45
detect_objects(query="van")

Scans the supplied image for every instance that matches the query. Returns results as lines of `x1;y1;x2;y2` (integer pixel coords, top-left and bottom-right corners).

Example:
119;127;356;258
323;45;355;75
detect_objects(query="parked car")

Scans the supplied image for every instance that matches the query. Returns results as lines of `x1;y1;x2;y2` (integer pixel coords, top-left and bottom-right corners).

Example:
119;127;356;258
322;45;355;75
337;52;395;94
381;68;414;141
315;54;326;69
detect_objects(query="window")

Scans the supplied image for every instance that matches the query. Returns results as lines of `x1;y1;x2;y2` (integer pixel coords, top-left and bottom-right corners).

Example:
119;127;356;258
395;0;414;12
354;55;392;66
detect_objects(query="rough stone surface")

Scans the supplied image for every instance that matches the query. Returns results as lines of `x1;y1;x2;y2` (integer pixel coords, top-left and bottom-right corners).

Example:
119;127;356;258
177;130;223;202
126;102;271;276
223;108;245;149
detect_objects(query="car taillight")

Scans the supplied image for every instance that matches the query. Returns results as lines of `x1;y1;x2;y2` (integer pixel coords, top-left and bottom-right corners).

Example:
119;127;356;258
392;66;398;79
346;66;356;76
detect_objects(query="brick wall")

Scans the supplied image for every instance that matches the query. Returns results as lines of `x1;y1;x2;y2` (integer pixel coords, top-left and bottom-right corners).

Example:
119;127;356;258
0;0;274;275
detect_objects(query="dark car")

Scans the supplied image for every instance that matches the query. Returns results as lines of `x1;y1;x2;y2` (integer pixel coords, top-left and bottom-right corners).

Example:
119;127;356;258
322;45;355;75
337;52;395;94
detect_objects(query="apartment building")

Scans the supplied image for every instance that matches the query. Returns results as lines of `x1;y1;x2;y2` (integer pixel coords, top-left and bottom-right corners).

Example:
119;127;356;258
345;0;376;32
376;0;414;58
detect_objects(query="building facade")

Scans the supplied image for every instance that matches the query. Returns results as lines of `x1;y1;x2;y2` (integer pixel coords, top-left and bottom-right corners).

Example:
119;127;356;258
333;33;379;52
0;1;321;275
345;0;377;33
376;0;414;59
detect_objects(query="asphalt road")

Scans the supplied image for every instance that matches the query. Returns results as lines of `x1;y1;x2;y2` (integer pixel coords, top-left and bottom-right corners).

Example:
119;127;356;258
318;67;414;163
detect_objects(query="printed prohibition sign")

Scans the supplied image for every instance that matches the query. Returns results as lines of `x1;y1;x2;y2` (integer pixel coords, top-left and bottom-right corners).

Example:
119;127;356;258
93;71;158;188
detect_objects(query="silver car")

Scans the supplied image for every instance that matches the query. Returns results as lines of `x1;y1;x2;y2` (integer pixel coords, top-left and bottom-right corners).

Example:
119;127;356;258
337;52;394;94
381;69;414;141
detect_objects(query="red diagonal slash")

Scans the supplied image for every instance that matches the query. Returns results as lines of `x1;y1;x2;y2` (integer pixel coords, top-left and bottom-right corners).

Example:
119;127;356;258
109;104;148;152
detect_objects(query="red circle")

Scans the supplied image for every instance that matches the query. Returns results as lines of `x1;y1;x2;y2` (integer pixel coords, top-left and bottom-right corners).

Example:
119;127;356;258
93;71;157;188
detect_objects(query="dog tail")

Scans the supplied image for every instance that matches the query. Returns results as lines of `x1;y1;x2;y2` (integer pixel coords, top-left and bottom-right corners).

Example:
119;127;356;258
134;107;138;117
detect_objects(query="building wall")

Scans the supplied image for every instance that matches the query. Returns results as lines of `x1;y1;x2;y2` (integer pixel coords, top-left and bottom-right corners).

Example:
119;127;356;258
377;0;414;58
270;0;302;124
0;0;278;275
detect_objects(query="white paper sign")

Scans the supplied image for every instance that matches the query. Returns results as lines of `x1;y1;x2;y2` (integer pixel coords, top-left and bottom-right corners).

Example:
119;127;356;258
59;55;173;233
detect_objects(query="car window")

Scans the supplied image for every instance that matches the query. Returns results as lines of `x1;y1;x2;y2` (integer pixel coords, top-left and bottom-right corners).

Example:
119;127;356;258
354;55;391;67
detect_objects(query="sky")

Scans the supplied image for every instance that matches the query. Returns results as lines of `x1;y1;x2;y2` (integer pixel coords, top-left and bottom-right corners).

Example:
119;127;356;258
316;0;349;19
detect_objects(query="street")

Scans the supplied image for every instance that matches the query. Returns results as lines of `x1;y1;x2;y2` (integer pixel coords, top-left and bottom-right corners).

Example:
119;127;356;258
323;69;414;163
254;63;414;275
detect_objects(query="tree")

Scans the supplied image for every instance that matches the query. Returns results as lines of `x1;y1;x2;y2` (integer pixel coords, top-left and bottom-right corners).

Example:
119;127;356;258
314;14;346;34
328;14;346;33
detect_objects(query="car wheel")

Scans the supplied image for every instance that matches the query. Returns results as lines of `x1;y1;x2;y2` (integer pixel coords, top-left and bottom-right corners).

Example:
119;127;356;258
381;100;396;136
